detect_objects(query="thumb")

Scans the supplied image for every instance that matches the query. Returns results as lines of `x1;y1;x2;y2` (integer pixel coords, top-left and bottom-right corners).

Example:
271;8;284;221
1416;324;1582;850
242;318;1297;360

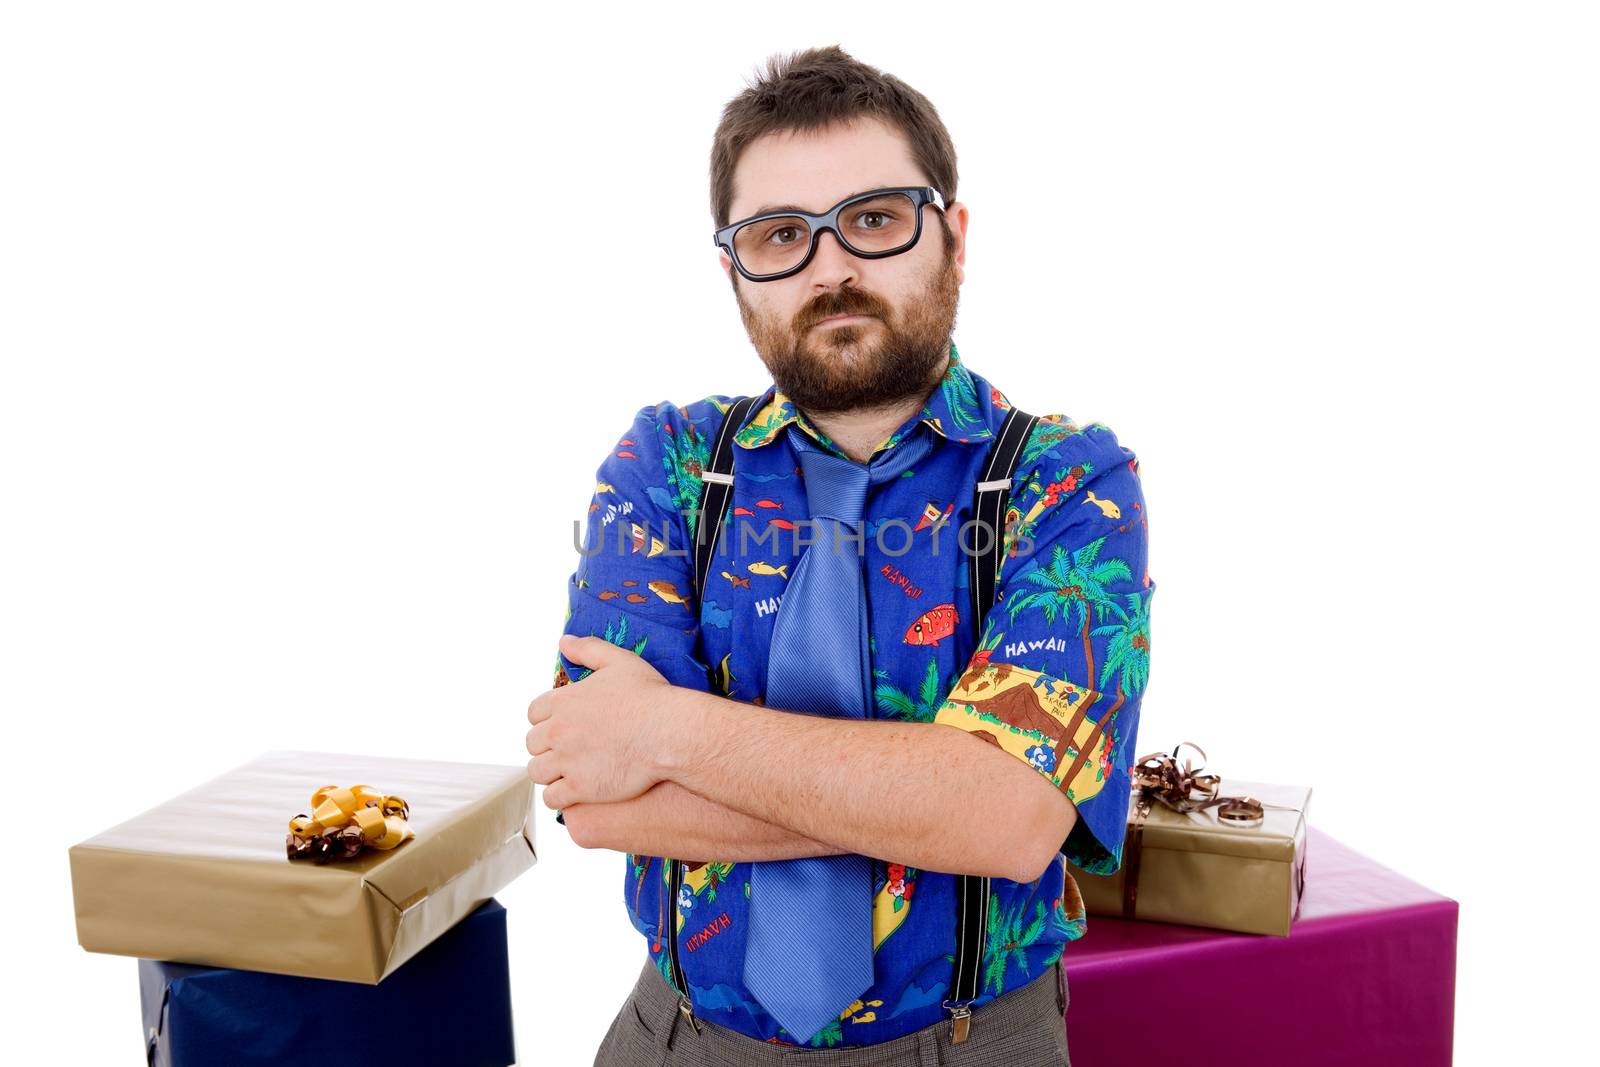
559;633;622;669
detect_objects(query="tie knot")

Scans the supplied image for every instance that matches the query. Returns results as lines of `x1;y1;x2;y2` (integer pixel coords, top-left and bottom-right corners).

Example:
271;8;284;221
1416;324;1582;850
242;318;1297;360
791;425;935;526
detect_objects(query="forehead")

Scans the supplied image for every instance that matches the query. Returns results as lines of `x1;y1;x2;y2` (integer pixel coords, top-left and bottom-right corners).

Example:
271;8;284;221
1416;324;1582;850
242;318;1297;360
728;116;930;221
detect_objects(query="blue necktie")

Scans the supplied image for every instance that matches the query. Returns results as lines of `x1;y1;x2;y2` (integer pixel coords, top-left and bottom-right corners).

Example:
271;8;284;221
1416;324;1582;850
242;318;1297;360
744;424;936;1045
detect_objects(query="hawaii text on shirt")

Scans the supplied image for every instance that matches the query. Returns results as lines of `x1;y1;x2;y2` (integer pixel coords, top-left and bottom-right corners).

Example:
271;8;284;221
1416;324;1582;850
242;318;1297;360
554;341;1154;1049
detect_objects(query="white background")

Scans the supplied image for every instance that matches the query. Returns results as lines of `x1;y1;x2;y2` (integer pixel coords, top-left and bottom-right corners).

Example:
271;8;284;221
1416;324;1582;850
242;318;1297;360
4;3;1595;1063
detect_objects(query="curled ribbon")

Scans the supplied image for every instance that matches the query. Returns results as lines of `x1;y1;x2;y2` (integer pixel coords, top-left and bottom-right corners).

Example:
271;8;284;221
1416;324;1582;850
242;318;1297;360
285;784;414;864
1131;741;1267;823
1119;742;1302;920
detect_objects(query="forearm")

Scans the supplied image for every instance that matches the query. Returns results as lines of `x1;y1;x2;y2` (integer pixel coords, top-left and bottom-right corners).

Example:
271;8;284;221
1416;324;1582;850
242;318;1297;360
657;687;1059;881
563;779;846;862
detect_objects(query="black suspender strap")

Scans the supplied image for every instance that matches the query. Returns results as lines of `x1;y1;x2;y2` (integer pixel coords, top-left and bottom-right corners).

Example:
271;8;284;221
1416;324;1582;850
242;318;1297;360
967;406;1038;648
947;405;1039;1044
677;395;1038;1043
667;393;760;1034
692;394;762;604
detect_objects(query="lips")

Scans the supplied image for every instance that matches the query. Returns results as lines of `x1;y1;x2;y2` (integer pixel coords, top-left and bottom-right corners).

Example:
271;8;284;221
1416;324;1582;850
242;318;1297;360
816;313;874;326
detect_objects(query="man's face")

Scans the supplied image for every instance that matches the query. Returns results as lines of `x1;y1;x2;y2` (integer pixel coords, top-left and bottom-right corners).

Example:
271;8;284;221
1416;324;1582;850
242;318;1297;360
720;116;970;415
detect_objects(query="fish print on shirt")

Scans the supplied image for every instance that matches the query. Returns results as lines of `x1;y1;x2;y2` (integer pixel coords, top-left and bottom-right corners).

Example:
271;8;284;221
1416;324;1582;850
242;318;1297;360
551;341;1153;1049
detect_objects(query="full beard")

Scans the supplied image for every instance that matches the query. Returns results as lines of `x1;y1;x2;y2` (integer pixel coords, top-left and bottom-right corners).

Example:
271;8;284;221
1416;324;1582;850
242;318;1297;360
736;247;961;415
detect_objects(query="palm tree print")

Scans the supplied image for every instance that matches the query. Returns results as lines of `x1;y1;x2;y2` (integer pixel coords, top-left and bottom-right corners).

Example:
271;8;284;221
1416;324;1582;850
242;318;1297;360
557;341;1153;1046
1062;588;1154;789
564;613;649;684
660;418;712;543
937;364;985;435
1017;416;1094;470
874;657;961;722
797;1019;848;1048
1095;590;1151;698
1004;537;1132;771
979;894;1065;998
602;614;649;657
690;861;735;903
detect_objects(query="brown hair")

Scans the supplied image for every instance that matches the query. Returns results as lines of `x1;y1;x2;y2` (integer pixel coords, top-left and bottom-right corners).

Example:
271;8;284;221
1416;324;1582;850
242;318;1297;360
709;45;959;230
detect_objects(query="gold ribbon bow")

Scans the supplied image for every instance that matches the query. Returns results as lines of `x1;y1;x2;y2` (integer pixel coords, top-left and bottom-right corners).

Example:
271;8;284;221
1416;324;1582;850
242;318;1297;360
286;784;414;864
1119;742;1295;919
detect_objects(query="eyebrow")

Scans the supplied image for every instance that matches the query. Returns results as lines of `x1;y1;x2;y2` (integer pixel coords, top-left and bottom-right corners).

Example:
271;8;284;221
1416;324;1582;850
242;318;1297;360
747;187;898;218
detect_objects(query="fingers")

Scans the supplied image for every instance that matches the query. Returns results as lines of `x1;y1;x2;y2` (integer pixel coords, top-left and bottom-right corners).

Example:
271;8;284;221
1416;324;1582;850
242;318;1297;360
527;750;560;786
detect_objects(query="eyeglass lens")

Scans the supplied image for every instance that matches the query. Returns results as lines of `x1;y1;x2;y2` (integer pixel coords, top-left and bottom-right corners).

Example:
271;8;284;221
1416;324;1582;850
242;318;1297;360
733;192;920;277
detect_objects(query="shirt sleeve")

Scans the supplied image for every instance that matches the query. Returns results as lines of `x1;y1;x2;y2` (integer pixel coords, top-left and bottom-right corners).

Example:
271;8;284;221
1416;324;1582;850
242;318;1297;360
550;402;718;826
932;417;1155;876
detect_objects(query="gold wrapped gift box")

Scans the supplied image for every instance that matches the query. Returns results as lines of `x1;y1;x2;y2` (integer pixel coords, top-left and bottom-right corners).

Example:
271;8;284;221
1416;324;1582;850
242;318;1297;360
69;750;537;983
1068;747;1310;937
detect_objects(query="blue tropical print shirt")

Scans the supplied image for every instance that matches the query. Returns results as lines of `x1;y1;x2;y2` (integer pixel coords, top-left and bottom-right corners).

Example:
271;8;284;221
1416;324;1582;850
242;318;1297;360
552;341;1154;1049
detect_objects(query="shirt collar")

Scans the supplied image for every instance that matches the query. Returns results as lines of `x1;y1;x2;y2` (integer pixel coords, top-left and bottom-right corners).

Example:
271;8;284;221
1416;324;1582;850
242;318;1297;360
732;340;997;457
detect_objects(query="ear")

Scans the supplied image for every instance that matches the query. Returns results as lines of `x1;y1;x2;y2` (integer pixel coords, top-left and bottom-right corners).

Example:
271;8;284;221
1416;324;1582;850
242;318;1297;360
945;200;971;283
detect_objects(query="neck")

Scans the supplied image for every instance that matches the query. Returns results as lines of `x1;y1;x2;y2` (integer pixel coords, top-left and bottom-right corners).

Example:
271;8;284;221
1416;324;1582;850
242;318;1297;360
800;351;950;464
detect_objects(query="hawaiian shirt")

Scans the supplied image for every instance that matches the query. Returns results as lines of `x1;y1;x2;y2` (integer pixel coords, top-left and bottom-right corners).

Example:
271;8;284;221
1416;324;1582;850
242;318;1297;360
551;341;1154;1049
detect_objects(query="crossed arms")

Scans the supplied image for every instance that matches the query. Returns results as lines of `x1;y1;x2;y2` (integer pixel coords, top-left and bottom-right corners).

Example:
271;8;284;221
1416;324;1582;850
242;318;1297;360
558;683;1076;884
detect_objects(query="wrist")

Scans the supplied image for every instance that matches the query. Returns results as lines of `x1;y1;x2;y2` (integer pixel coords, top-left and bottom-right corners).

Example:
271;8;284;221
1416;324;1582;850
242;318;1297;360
652;684;710;783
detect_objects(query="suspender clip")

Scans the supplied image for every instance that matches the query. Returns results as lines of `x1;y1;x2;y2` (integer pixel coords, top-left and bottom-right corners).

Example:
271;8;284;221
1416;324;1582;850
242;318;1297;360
946;1003;973;1044
677;995;702;1034
687;398;1040;1057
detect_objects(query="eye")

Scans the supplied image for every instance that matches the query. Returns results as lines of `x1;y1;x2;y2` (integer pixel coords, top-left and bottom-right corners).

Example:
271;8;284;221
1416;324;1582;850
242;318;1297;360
850;209;898;231
764;225;804;246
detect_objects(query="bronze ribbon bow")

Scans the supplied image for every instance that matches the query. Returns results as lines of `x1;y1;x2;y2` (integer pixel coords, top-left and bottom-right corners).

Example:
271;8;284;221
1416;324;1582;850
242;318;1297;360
286;784;414;864
1119;742;1284;919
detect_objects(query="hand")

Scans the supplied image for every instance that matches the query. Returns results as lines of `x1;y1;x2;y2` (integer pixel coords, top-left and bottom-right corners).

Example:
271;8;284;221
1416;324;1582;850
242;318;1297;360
527;633;677;808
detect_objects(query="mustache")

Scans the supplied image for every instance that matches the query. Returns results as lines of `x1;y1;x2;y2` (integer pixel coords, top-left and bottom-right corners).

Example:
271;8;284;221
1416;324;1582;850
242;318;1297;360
803;291;884;326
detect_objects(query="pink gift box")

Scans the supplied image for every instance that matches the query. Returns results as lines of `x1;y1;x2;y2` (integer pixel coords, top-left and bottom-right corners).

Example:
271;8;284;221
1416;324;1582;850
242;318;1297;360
1061;826;1457;1065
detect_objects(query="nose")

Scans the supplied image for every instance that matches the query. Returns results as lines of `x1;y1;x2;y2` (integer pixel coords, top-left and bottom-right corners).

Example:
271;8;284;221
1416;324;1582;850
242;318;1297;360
806;227;860;290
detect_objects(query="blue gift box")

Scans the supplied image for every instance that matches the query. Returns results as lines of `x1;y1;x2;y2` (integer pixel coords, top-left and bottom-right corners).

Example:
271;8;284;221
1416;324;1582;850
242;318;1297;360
139;897;516;1067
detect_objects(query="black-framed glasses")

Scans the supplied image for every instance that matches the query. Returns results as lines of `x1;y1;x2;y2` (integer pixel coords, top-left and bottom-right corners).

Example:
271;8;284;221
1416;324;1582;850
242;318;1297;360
713;186;946;282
